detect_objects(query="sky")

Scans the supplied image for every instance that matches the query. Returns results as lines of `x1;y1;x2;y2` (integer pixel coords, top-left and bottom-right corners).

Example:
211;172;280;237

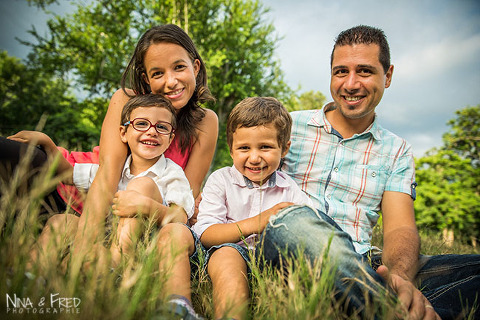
1;0;479;157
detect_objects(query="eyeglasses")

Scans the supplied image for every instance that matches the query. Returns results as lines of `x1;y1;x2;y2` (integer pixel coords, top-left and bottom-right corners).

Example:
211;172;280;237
123;118;174;135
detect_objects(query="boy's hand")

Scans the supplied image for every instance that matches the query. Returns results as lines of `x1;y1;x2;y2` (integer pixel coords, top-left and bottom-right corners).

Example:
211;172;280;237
256;202;294;233
189;194;202;226
161;204;188;226
112;190;148;218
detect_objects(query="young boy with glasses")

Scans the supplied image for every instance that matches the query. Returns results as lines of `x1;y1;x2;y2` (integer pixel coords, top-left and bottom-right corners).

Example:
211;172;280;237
28;94;194;267
77;94;194;265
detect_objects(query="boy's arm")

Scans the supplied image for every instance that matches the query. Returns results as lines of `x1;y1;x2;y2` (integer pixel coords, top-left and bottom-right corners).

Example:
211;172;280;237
8;130;73;184
200;202;293;248
112;190;187;224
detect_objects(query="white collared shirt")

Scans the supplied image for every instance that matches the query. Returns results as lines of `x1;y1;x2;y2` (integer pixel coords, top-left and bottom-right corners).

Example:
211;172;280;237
73;155;194;218
192;165;314;248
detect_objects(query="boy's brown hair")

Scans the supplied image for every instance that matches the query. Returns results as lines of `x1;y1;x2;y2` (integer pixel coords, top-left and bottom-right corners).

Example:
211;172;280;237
226;97;292;153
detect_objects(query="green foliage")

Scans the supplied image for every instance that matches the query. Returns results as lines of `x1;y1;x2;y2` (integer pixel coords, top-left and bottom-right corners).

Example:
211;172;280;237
285;90;327;112
0;51;101;150
17;0;293;168
414;105;480;243
442;105;480;167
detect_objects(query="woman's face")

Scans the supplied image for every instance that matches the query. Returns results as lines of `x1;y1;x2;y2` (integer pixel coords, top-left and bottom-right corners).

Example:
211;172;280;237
142;42;200;112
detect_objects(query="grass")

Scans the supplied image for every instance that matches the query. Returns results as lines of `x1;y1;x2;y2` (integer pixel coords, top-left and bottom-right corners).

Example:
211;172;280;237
0;154;478;319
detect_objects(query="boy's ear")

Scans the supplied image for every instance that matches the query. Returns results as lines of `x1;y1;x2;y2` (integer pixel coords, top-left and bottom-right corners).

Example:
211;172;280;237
281;141;291;158
166;133;175;148
120;126;128;143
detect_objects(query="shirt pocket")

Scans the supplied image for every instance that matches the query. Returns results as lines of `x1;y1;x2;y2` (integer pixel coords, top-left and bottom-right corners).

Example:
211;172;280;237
348;164;390;206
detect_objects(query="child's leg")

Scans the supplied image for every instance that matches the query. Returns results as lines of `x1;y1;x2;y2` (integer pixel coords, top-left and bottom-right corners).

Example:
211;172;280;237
157;223;196;305
111;217;142;266
28;213;79;273
111;177;162;266
208;246;249;320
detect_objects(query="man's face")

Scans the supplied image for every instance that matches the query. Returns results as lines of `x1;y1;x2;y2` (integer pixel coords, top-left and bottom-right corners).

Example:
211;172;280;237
330;43;393;122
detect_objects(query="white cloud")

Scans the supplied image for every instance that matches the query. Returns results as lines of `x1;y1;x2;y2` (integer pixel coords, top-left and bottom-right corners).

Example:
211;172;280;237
395;34;480;80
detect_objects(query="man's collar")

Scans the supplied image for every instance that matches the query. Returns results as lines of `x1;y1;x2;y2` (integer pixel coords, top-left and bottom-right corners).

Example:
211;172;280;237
307;102;383;140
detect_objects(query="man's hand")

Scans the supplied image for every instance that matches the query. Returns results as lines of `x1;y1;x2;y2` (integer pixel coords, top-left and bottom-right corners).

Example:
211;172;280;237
376;265;441;320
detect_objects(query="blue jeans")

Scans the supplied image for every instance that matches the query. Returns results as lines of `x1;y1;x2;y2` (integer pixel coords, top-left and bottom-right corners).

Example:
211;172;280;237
257;205;480;319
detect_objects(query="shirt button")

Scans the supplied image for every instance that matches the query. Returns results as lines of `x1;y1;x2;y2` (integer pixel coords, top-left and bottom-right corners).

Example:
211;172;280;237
371;172;377;177
334;167;339;172
327;194;332;200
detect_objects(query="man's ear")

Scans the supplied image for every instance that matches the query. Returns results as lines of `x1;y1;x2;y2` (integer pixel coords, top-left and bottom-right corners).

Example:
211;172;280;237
385;65;394;88
120;126;128;144
282;141;291;158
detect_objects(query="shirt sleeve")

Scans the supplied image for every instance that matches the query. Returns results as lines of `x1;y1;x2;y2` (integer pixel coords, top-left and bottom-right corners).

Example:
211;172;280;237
73;163;99;191
161;160;195;218
191;169;229;237
385;140;417;200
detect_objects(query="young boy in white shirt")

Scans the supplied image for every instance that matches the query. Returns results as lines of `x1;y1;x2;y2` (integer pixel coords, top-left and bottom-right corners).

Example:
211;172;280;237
193;97;313;320
73;94;194;265
26;94;194;268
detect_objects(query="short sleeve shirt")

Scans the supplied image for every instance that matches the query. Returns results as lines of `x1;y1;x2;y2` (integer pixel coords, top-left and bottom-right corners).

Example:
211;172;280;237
282;106;416;254
74;154;195;218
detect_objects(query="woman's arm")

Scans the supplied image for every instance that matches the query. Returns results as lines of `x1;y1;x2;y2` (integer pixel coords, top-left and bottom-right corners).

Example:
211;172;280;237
71;89;130;256
183;108;218;199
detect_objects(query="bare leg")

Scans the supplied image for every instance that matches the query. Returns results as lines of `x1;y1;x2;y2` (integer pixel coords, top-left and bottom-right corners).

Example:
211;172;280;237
208;246;249;320
157;223;195;300
28;214;79;274
110;177;162;266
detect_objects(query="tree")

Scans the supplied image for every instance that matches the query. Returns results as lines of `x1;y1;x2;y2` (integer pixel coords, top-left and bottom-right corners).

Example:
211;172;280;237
285;90;327;112
442;105;480;168
415;105;480;246
0;51;101;150
21;0;292;169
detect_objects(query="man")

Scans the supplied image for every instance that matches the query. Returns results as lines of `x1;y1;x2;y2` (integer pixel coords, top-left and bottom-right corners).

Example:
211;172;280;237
259;25;479;320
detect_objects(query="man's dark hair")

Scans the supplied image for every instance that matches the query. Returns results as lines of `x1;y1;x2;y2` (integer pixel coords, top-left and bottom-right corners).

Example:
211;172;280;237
331;25;391;74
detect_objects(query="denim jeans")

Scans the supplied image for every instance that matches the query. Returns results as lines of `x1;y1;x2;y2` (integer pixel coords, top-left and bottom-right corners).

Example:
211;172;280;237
257;205;480;319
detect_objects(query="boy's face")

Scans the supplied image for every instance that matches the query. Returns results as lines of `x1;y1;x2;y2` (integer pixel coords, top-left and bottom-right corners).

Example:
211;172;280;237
230;124;289;185
120;107;174;168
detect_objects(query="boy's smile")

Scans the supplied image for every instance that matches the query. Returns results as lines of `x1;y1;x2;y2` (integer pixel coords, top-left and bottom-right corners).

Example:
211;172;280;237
230;124;288;186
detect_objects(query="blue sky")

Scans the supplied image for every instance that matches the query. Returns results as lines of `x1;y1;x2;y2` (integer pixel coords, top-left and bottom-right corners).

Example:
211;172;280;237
1;0;479;157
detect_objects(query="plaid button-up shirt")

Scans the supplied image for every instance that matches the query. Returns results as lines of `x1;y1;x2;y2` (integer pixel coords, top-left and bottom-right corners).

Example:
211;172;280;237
282;105;416;254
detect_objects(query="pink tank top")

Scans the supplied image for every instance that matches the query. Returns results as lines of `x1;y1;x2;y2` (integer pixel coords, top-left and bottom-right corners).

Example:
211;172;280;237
56;136;191;215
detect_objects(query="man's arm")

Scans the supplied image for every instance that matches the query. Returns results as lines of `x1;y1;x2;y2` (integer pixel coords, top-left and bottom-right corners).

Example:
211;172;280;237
380;191;439;319
381;190;419;281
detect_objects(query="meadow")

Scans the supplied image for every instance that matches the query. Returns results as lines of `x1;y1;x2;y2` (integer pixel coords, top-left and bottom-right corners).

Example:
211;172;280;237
1;148;478;319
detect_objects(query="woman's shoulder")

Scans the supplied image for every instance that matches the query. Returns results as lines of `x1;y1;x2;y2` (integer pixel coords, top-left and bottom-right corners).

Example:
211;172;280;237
198;108;218;131
109;88;132;106
203;108;218;122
